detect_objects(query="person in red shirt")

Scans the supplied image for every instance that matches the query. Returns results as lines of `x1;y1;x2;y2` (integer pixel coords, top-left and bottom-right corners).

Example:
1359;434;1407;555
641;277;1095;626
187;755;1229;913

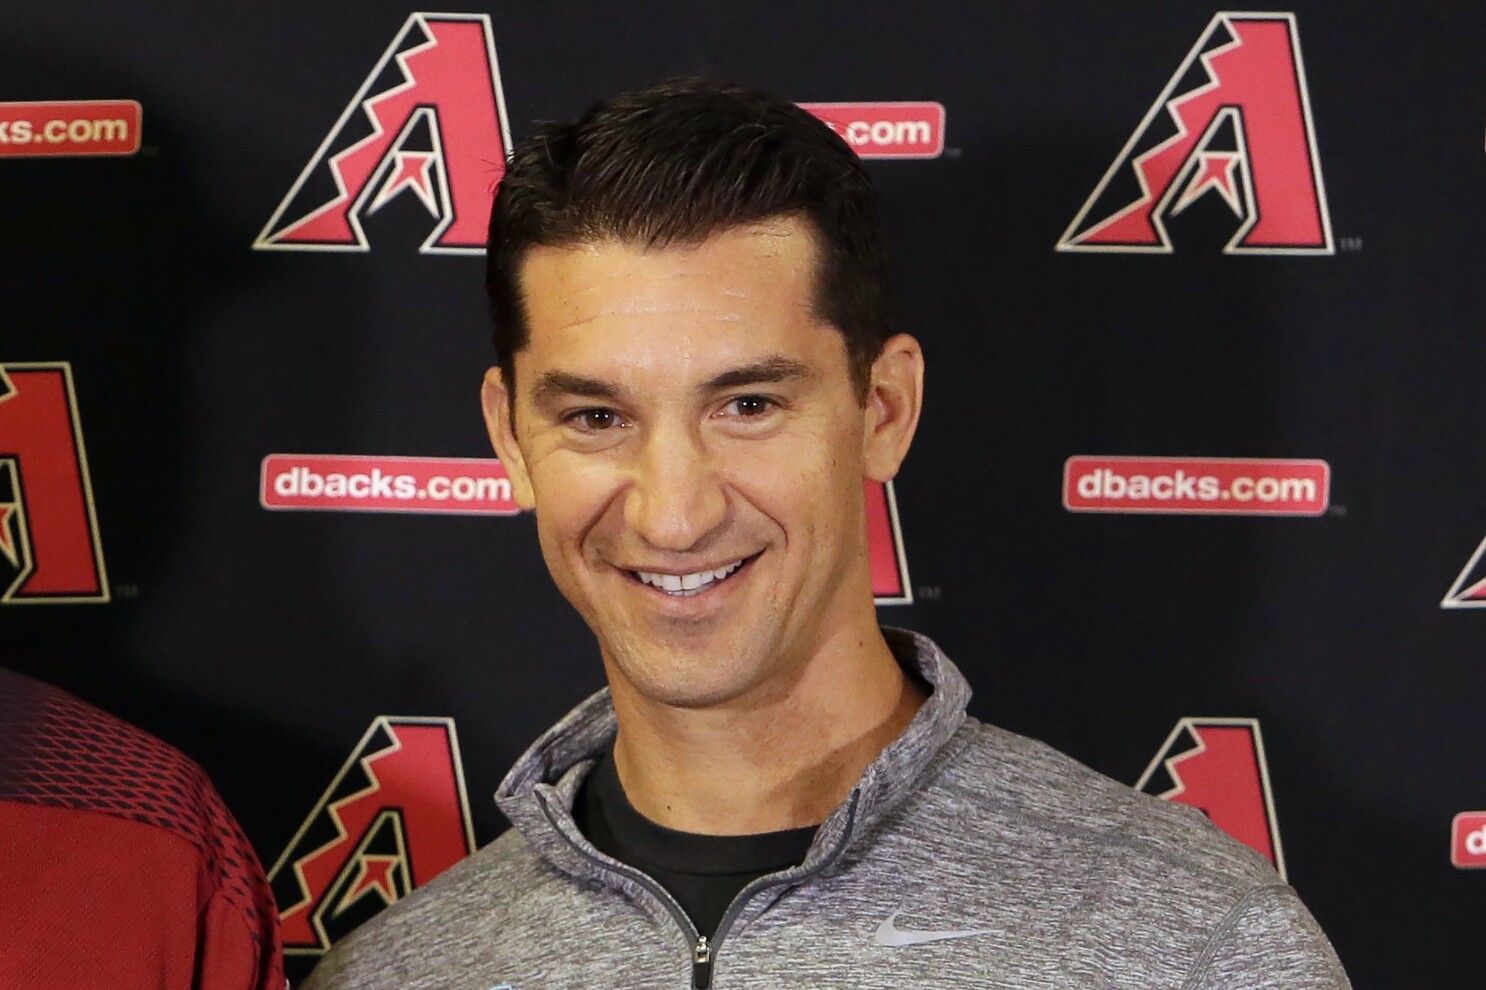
0;667;283;990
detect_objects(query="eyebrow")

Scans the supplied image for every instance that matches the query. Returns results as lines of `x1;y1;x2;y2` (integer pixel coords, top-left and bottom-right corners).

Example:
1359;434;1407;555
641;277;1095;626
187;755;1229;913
529;356;815;406
530;370;619;406
700;356;815;392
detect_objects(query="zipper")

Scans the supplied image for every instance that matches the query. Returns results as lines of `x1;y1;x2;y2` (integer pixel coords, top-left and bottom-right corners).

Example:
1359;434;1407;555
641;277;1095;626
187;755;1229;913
539;794;705;983
692;935;712;989
540;787;862;989
698;789;861;987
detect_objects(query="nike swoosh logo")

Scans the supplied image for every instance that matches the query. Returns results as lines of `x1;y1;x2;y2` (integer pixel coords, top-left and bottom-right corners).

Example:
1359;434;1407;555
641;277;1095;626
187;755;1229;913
874;910;994;947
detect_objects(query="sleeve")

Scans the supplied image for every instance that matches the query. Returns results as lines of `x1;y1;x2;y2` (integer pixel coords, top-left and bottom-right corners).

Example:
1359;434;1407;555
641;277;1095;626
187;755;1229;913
196;885;286;990
1184;884;1351;990
188;789;286;990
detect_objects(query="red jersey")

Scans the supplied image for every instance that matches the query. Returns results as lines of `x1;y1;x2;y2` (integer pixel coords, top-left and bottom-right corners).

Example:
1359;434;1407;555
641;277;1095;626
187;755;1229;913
0;669;284;990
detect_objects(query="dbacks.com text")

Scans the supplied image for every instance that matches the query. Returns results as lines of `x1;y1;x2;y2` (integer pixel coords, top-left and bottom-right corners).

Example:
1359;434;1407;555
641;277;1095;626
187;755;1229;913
0;101;141;157
272;467;508;504
0;117;127;145
260;454;519;516
1078;470;1315;504
1063;456;1330;516
798;102;945;159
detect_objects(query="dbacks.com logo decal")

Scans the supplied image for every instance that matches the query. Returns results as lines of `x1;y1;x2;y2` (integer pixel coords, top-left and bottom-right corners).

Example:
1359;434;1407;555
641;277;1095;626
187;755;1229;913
0;101;141;158
0;363;108;604
799;103;945;159
254;13;511;254
1064;456;1329;516
269;717;477;955
1058;12;1332;255
1138;717;1286;877
260;454;520;516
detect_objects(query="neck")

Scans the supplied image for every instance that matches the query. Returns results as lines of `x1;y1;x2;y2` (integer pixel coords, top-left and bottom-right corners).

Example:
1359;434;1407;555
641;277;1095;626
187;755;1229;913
607;626;926;835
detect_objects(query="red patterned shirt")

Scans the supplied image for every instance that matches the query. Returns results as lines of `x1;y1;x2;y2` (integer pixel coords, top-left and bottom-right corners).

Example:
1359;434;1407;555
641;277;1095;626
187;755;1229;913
0;669;283;990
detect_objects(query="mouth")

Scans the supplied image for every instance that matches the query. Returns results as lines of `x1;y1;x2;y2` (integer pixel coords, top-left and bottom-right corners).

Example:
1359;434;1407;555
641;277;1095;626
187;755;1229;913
628;552;761;597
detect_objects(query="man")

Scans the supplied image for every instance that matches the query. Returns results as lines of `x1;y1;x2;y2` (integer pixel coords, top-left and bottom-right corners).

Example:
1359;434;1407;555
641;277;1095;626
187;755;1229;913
0;668;284;990
305;79;1349;989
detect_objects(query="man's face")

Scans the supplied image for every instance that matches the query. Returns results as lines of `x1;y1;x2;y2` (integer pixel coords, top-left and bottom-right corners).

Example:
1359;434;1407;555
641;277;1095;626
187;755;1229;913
483;217;918;710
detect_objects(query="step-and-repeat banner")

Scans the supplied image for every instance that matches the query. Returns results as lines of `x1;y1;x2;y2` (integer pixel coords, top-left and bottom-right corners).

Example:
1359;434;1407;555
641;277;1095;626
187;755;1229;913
5;2;1483;985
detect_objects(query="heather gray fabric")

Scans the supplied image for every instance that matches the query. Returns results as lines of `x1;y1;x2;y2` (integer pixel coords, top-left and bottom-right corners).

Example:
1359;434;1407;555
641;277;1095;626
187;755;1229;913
302;630;1351;990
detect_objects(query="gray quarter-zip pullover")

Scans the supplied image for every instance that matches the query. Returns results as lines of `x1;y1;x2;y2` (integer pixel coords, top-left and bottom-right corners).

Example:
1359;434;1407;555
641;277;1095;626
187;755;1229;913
302;629;1350;989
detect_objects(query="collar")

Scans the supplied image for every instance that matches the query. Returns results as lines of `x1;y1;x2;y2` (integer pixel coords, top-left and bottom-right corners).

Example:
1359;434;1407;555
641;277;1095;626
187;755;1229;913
494;628;974;906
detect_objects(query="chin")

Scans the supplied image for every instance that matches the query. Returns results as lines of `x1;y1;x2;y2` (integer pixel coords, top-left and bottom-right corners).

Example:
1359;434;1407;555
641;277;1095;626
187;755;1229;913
609;643;771;711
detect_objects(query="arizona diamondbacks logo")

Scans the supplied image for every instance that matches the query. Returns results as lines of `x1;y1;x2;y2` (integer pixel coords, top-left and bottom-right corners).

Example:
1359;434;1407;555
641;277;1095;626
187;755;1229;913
269;717;476;955
0;362;108;604
254;13;511;254
1058;12;1332;255
1137;717;1287;878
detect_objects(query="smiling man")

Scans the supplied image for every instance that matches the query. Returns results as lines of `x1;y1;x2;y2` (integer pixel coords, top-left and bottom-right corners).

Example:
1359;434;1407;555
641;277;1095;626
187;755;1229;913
303;79;1349;990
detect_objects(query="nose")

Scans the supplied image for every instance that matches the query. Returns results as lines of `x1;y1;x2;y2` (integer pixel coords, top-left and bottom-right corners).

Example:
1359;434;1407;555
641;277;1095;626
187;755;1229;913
623;422;727;552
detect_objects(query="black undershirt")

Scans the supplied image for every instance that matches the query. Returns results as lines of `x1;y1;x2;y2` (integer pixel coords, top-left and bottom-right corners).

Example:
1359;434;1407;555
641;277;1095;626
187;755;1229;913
572;748;817;939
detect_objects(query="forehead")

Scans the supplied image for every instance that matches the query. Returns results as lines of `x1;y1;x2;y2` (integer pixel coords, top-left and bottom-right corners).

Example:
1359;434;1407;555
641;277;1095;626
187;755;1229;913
514;218;843;378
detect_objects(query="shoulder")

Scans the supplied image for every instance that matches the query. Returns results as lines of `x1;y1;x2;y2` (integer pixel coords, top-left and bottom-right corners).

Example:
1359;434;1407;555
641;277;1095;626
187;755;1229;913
1;668;212;831
301;826;567;989
925;717;1276;884
0;669;282;990
1186;883;1351;989
1;669;255;866
889;720;1348;986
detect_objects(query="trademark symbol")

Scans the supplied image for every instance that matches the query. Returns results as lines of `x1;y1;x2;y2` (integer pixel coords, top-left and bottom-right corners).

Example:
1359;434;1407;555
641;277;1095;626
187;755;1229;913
1327;505;1347;517
1338;236;1363;252
114;583;139;599
942;147;962;159
917;585;943;601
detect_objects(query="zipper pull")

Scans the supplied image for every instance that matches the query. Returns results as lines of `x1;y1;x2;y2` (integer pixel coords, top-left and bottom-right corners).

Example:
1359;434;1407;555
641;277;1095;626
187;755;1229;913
692;935;713;989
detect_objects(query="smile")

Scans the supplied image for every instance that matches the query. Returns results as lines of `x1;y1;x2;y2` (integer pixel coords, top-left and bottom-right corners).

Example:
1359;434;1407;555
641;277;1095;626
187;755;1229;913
631;555;754;596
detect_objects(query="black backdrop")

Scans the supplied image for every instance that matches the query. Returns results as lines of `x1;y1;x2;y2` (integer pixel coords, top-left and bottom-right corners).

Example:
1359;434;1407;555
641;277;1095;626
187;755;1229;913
5;2;1485;986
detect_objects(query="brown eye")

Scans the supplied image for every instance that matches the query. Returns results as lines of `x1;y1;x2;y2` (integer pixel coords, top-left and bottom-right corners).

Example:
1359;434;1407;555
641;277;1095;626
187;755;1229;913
729;396;773;417
573;409;617;430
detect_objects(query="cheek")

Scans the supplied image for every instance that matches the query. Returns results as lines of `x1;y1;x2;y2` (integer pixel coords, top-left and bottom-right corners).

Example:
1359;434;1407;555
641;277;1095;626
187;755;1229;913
802;419;871;544
531;512;577;590
792;413;864;484
726;423;861;530
531;500;609;626
527;451;626;559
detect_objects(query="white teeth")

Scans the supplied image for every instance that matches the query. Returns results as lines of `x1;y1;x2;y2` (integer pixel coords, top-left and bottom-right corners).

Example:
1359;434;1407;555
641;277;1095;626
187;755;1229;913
636;558;746;596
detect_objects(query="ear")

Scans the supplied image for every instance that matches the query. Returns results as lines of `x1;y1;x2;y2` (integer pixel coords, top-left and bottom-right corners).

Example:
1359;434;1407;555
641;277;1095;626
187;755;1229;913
480;366;536;510
861;333;924;483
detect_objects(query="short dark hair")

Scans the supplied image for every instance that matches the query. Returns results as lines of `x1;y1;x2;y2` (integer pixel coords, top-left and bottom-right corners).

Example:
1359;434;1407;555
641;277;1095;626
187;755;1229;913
485;78;896;401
